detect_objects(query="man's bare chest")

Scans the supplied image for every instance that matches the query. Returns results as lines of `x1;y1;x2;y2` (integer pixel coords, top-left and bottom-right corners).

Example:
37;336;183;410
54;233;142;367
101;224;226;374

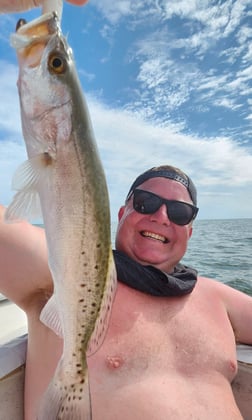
88;283;238;382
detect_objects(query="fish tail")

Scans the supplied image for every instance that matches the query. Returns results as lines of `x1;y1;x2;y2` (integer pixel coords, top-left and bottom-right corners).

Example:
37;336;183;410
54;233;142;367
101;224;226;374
37;361;92;420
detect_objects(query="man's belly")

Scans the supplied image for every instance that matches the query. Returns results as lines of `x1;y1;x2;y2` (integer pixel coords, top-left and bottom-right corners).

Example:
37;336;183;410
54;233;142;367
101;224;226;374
89;371;243;420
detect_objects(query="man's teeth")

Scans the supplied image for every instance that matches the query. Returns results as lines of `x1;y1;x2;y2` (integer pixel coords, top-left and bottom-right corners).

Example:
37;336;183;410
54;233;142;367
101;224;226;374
141;231;168;243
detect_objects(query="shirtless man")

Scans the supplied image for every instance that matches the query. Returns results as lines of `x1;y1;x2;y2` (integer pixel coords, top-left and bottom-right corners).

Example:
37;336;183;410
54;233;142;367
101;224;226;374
1;3;252;419
0;162;252;420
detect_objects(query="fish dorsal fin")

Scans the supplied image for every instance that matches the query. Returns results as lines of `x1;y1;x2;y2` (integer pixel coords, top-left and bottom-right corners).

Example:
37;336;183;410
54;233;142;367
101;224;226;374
40;294;63;337
5;153;53;222
87;251;117;356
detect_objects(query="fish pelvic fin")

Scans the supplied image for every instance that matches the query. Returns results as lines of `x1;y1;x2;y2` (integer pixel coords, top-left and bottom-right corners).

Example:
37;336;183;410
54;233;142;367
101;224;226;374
40;294;63;338
5;153;53;222
37;360;92;420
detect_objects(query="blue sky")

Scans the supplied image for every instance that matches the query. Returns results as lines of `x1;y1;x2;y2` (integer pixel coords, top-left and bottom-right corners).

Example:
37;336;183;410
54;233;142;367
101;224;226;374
0;0;252;221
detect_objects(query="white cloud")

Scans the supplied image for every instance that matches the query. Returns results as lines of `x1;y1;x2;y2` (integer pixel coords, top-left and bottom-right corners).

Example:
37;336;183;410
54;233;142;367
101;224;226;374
91;0;159;25
236;64;252;81
85;0;252;133
86;95;252;216
161;0;249;36
1;85;252;220
213;97;242;111
243;44;252;63
91;0;132;24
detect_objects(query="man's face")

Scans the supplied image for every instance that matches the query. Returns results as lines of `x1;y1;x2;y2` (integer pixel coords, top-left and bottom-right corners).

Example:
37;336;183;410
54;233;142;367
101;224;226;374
115;177;193;273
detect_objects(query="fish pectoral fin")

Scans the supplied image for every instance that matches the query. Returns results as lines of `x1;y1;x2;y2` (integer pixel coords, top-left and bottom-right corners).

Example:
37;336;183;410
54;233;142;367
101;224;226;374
5;154;51;222
40;294;63;338
4;189;41;223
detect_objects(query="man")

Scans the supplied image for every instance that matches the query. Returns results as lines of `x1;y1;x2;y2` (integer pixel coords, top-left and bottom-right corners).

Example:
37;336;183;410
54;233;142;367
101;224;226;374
0;164;252;419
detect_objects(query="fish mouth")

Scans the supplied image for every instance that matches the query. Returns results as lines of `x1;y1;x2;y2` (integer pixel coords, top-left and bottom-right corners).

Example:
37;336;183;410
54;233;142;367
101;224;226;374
11;12;59;69
141;231;169;244
12;12;58;49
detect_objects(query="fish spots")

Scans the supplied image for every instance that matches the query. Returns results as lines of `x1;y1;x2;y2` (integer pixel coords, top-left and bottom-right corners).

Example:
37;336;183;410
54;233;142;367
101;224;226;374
57;390;83;419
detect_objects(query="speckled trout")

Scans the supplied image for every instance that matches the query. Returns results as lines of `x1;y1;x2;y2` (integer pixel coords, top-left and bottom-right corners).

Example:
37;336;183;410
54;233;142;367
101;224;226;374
6;12;117;420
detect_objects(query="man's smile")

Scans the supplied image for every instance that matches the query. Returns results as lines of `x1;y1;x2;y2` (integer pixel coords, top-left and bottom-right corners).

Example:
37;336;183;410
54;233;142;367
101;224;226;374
140;230;169;244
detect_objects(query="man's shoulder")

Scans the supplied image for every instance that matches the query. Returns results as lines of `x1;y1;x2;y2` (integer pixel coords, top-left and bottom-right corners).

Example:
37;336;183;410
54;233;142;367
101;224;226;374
197;275;251;300
197;275;220;285
196;275;232;295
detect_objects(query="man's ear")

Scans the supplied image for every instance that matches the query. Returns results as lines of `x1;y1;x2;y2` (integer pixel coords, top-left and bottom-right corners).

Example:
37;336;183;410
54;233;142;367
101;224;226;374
118;206;126;221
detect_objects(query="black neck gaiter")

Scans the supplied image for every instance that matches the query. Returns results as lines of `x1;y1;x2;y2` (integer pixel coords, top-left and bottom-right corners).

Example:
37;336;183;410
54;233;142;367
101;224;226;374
113;250;197;297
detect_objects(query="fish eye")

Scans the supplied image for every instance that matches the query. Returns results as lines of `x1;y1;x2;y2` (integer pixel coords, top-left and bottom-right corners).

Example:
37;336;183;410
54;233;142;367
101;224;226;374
48;53;67;74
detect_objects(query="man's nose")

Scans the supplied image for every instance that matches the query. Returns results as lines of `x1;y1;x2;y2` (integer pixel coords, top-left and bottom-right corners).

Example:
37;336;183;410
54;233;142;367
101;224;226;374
149;204;171;225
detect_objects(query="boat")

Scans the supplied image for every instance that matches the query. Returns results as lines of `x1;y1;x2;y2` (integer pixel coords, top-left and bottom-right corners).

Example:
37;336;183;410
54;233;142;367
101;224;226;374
0;298;252;419
0;297;27;419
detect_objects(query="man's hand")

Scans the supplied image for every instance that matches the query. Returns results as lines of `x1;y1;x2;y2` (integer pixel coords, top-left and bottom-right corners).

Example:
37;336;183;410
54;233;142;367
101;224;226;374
0;0;88;13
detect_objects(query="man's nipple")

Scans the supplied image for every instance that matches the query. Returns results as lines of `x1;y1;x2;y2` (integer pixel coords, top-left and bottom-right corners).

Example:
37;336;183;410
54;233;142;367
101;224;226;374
106;355;124;369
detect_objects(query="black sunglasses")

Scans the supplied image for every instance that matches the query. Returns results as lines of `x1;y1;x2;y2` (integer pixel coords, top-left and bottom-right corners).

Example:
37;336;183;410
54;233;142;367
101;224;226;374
132;189;199;226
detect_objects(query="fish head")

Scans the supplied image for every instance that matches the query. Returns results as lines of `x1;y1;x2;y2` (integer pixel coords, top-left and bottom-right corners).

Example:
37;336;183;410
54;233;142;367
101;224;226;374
11;13;74;157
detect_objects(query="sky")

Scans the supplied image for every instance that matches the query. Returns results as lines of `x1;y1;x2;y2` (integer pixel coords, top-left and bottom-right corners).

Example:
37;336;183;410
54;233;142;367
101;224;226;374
0;0;251;221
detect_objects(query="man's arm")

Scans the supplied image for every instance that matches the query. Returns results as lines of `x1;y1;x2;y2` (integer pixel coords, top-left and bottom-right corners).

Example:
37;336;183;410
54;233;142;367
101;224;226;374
219;281;252;345
0;205;53;312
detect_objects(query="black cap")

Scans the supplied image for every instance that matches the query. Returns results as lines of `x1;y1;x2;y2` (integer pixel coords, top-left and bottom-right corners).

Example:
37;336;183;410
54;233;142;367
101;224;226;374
126;165;197;206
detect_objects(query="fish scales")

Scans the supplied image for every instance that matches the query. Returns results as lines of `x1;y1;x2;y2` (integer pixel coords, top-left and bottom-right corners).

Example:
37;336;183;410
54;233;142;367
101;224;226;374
7;12;117;420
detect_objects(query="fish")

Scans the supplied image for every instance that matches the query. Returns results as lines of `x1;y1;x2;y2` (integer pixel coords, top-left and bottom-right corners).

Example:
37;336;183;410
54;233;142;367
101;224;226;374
6;11;117;420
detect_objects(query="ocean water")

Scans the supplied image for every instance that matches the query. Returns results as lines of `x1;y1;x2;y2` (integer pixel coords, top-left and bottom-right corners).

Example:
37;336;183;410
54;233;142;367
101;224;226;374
2;218;248;301
112;218;252;296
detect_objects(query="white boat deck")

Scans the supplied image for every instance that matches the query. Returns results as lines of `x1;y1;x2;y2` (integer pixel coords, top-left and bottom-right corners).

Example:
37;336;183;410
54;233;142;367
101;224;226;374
0;298;27;379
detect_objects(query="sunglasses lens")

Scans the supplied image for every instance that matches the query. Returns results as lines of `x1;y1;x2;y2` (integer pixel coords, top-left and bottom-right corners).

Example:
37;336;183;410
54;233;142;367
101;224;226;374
168;202;195;225
133;189;197;226
133;190;161;214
